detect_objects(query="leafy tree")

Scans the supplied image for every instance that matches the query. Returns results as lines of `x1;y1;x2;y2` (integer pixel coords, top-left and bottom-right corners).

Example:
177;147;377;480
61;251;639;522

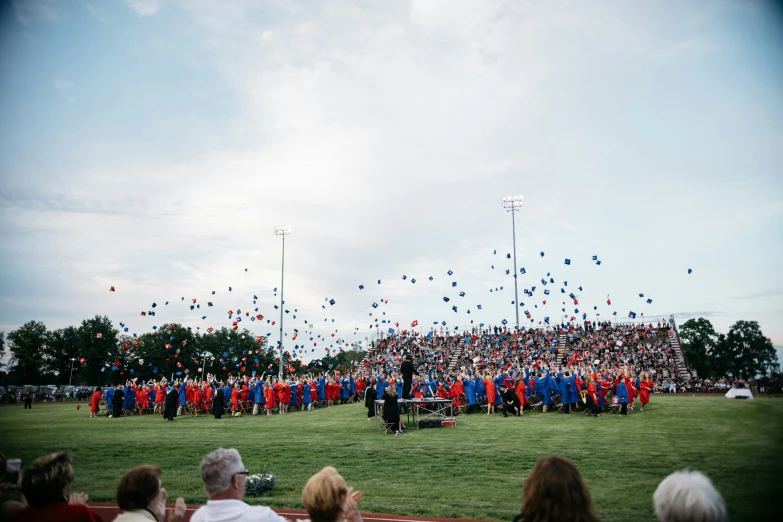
0;331;6;371
678;318;717;378
7;321;48;384
76;315;119;385
716;320;779;378
44;326;80;385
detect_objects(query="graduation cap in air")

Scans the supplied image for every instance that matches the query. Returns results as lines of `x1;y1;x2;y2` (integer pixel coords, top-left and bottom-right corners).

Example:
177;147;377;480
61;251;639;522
629;311;637;319
428;276;434;281
569;293;576;299
190;305;195;310
688;268;693;274
541;278;547;285
359;285;364;290
501;319;508;325
402;275;407;280
578;286;583;291
639;293;644;298
646;298;653;304
452;306;458;313
549;277;554;284
443;297;450;302
329;299;336;305
493;249;497;254
372;302;378;308
229;287;232;291
561;288;565;294
564;259;571;265
152;303;157;308
411;278;416;284
613;311;617;316
477;304;482;310
593;306;597;311
544;289;550;295
540;251;545;257
378;279;381;284
596;260;601;265
520;267;526;274
506;253;511;259
448;270;453;276
592;255;598;261
505;269;510;275
459;292;465;297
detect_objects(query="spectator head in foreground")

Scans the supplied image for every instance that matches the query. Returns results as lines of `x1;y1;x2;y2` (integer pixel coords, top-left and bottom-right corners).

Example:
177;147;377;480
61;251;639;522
653;470;727;522
302;467;362;522
191;448;287;522
115;465;185;522
12;452;105;522
516;456;599;522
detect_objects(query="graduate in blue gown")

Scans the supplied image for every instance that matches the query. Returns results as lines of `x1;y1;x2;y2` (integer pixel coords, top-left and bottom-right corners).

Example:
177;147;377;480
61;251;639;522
340;378;349;404
252;378;264;415
462;377;477;413
617;379;629;415
349;375;356;402
302;381;312;410
105;386;114;417
317;375;326;405
177;378;187;416
376;375;389;400
565;373;578;413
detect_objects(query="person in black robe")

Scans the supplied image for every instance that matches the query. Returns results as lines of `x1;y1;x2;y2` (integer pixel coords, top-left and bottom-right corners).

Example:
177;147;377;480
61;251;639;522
364;381;376;420
382;386;401;435
164;383;178;421
212;387;225;419
401;354;415;400
500;384;520;417
112;384;125;418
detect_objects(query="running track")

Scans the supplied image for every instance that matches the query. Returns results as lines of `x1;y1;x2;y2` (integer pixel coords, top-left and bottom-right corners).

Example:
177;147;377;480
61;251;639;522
89;504;491;522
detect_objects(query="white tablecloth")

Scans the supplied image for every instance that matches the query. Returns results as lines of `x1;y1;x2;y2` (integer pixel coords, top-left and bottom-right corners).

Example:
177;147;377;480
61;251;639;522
725;388;753;399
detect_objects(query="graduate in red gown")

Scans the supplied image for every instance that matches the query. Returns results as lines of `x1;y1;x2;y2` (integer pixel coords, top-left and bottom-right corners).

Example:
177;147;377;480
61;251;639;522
90;387;102;418
231;384;240;416
264;377;276;416
138;386;150;412
639;371;653;412
483;374;496;414
281;380;292;414
514;378;527;412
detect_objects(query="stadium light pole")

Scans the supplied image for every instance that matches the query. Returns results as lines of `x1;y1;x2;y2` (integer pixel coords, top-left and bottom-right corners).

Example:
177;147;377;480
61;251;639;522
274;225;291;378
69;358;76;385
502;195;523;330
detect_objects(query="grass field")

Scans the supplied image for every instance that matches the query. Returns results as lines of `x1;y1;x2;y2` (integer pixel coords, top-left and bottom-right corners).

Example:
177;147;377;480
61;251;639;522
1;396;781;522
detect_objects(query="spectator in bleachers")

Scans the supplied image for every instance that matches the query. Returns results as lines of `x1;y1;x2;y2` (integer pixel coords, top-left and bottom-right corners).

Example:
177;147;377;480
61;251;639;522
11;452;104;522
653;470;727;522
513;456;599;522
114;465;186;522
191;448;288;522
301;467;362;522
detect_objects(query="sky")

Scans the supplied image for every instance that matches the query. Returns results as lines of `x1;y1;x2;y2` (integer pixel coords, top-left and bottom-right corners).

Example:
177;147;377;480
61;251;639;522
1;0;782;363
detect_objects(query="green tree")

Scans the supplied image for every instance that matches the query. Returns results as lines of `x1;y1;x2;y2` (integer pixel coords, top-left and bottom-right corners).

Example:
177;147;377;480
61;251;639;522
44;326;80;385
717;320;779;378
678;318;717;378
7;321;48;384
76;315;119;385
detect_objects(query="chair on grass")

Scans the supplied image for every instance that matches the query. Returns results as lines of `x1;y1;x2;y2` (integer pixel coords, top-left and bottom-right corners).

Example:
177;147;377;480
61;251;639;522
550;392;563;413
527;393;543;413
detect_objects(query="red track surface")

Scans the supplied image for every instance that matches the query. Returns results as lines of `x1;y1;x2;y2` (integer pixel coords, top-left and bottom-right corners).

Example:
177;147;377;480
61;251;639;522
89;504;493;522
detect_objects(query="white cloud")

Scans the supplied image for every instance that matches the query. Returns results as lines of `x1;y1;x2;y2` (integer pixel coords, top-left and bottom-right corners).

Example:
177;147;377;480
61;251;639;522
124;0;168;17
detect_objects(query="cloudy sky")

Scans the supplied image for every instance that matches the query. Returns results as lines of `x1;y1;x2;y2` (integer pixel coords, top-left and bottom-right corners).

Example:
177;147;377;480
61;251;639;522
1;0;781;361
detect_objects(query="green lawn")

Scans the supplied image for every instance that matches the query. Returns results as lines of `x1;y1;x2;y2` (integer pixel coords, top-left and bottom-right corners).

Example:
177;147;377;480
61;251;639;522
1;396;781;521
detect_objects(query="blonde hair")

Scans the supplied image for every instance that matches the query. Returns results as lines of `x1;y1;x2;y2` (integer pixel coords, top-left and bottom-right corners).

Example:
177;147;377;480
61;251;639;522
302;466;348;522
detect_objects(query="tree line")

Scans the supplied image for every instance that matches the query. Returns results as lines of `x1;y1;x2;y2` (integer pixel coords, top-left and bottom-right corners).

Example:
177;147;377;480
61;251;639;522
0;315;366;386
678;318;779;379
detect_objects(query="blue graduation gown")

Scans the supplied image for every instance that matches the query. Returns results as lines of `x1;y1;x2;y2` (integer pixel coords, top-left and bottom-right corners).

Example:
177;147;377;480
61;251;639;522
617;382;629;404
462;379;477;405
566;375;578;404
376;380;388;400
340;379;349;399
178;384;187;407
253;382;263;404
289;382;298;405
349;376;356;395
105;388;114;411
303;384;312;404
149;389;156;403
474;377;486;401
317;377;326;400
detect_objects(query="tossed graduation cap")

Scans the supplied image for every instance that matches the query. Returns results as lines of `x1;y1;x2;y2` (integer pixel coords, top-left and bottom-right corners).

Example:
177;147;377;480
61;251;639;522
541;278;546;285
639;293;644;298
502;319;508;325
329;299;336;305
688;268;693;274
574;308;579;313
540;251;545;257
477;304;482;309
578;286;583;291
544;317;550;324
459;291;465;297
561;288;565;294
593;306;597;310
647;298;653;304
402;275;407;280
569;293;576;299
564;259;571;265
596;260;601;265
359;285;364;290
372;302;378;308
506;253;511;259
428;276;434;281
452;305;458;313
229;287;232;291
442;321;447;326
629;311;637;319
448;270;453;276
152;303;157;308
563;281;567;286
443;297;450;302
493;249;497;254
544;289;550;295
520;267;526;274
378;280;381;284
452;282;457;287
505;269;510;275
491;265;495;269
592;255;598;261
411;278;416;284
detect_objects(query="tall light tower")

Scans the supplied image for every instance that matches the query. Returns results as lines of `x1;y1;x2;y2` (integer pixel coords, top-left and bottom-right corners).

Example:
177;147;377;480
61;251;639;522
274;225;291;378
502;195;523;330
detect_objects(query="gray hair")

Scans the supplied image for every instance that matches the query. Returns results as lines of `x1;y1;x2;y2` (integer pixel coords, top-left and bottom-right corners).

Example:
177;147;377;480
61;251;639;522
654;470;727;522
199;448;245;498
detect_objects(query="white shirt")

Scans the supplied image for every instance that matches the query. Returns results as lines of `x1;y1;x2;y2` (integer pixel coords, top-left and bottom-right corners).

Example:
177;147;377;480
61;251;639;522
113;510;158;522
191;499;288;522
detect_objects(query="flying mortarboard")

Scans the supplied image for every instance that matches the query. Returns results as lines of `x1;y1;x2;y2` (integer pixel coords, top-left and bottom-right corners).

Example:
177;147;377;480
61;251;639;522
506;253;511;259
646;298;653;304
629;311;636;319
592;255;598;261
448;270;453;276
520;267;526;274
540;251;545;257
688;268;693;274
359;285;364;290
443;297;450;302
596;260;601;265
459;291;465;297
564;259;571;265
544;289;550;295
